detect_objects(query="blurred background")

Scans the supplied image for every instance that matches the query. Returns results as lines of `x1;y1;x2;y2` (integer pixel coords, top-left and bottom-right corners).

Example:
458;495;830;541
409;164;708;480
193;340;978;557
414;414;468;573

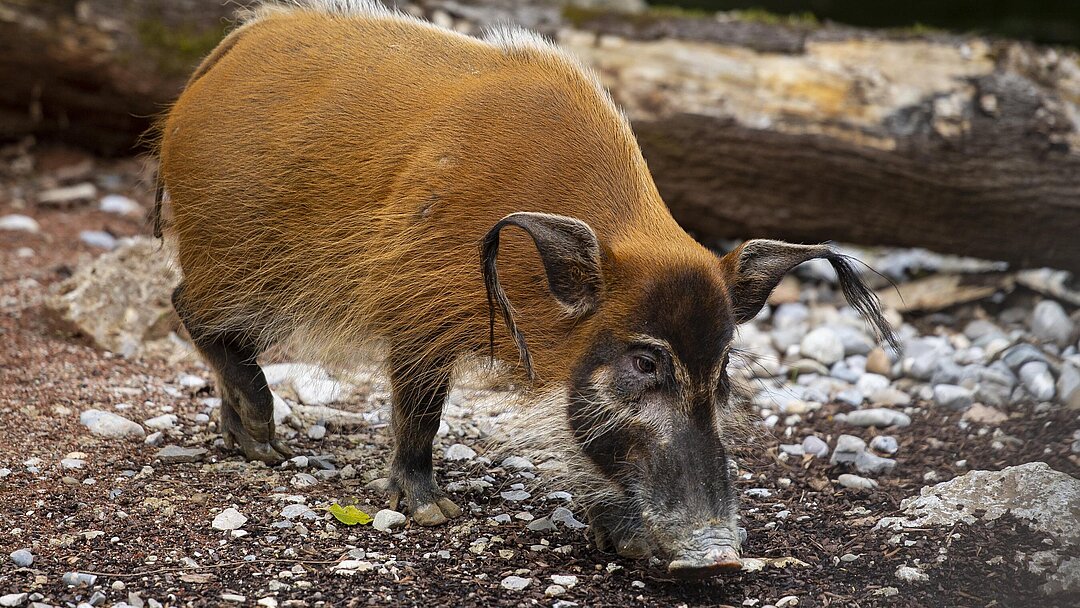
662;1;1080;47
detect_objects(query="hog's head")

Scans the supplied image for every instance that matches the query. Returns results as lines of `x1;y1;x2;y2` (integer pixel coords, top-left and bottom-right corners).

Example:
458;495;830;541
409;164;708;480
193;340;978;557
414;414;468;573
482;213;898;577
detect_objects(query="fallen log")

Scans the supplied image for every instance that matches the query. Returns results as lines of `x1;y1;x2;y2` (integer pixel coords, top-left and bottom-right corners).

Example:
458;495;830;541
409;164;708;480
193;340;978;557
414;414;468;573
2;0;1078;270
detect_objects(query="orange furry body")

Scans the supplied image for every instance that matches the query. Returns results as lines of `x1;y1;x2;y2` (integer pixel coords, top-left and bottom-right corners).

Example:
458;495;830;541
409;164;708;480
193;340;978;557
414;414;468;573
159;6;722;382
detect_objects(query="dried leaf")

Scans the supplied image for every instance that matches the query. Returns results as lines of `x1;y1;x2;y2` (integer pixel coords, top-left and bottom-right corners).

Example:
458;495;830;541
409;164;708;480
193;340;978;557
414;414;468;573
328;503;372;526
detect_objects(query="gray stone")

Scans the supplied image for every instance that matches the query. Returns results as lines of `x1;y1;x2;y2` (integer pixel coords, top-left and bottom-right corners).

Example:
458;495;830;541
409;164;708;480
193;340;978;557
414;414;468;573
143;414;176;430
772;302;809;328
307;424;327;440
870;435;899;455
830;360;862;383
47;238;181;357
212;507;247;530
1058;363;1080;408
527;516;557;532
39;182;97;205
800;327;845;365
789;358;830;376
10;549;33;567
829;324;874;356
291;472;317;487
0;214;40;233
779;443;805;457
840;408;911;428
838;474;878;490
802;435;830;458
372;509;407;532
445;479;492;493
933;384;974;411
1000;343;1048;370
293;376;350;406
500;490;531;501
876;462;1080;595
855;450;897;475
62;572;97;586
0;593;27;607
1031;300;1074;346
903;337;953;381
155;445;207;464
444;443;477;461
974;383;1011;408
79;230;118;250
551;574;578;588
500;575;532;591
930;360;965;385
868;387;912;406
280;504;317;520
855;373;890;395
501;456;535;471
835;388;864;407
1019;361;1056;402
963;319;1002;342
550;507;588;529
895;565;929;583
830;434;866;465
771;326;807;352
100;194;143;216
144;431;164;446
80;409;144;440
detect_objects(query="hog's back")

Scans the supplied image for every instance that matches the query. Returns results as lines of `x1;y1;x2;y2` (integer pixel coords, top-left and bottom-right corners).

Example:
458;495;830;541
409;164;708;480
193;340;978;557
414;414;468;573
160;9;669;367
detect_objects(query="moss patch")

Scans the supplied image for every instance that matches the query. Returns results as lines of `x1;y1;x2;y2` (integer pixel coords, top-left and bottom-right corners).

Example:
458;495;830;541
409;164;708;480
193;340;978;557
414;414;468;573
135;17;228;77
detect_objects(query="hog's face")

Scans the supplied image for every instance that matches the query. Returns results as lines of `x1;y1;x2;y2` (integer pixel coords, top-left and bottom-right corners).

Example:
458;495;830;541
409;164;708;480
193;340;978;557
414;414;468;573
567;267;743;577
481;213;899;578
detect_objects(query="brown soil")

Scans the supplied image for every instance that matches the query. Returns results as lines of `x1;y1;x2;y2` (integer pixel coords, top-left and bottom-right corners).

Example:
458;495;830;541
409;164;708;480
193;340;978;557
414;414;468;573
2;146;1079;607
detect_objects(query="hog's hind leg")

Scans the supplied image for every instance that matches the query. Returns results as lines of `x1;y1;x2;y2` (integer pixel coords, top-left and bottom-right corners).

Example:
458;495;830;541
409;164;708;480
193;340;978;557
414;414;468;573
172;284;292;463
371;352;462;526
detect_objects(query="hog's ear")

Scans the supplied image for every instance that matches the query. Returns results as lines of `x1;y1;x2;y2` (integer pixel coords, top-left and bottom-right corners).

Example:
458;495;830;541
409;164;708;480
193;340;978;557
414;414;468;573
481;212;604;380
721;239;901;351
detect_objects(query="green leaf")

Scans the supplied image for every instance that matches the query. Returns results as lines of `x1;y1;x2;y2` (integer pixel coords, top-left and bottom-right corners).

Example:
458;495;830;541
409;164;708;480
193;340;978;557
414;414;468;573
328;503;372;526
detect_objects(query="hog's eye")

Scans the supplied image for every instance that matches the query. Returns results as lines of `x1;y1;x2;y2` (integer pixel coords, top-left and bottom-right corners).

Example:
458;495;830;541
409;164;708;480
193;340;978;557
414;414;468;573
632;354;657;375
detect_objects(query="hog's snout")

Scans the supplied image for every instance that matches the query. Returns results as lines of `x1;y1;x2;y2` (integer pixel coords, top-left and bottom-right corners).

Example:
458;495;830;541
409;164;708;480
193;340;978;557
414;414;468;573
664;525;742;578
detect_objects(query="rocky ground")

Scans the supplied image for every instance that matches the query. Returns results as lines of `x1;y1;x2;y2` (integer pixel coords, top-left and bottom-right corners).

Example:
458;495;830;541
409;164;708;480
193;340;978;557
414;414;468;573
1;142;1079;608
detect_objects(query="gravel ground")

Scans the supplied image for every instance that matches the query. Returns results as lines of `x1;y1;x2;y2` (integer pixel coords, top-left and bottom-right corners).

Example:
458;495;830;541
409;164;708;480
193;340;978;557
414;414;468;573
2;144;1079;607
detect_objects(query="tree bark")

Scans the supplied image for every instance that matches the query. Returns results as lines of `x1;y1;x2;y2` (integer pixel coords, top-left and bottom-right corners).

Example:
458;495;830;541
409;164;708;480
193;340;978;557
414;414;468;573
2;0;1079;271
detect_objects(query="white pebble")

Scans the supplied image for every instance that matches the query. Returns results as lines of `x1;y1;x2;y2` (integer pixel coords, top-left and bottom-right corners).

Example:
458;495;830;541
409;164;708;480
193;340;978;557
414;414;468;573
800;328;845;365
372;509;406;532
0;214;40;233
444;443;477;461
500;575;531;591
99;194;142;216
212;507;248;530
79;230;118;250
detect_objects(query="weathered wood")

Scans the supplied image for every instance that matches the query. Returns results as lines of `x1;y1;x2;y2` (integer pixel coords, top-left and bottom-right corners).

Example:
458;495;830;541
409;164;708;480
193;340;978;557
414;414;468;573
0;0;232;155
2;0;1079;270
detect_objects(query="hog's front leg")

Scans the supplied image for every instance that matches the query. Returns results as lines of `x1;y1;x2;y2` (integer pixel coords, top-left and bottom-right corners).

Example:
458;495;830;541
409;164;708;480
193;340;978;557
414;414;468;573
370;353;462;526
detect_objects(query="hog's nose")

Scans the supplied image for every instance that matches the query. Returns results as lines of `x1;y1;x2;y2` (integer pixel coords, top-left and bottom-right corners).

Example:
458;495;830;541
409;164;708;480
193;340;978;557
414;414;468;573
665;527;742;579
